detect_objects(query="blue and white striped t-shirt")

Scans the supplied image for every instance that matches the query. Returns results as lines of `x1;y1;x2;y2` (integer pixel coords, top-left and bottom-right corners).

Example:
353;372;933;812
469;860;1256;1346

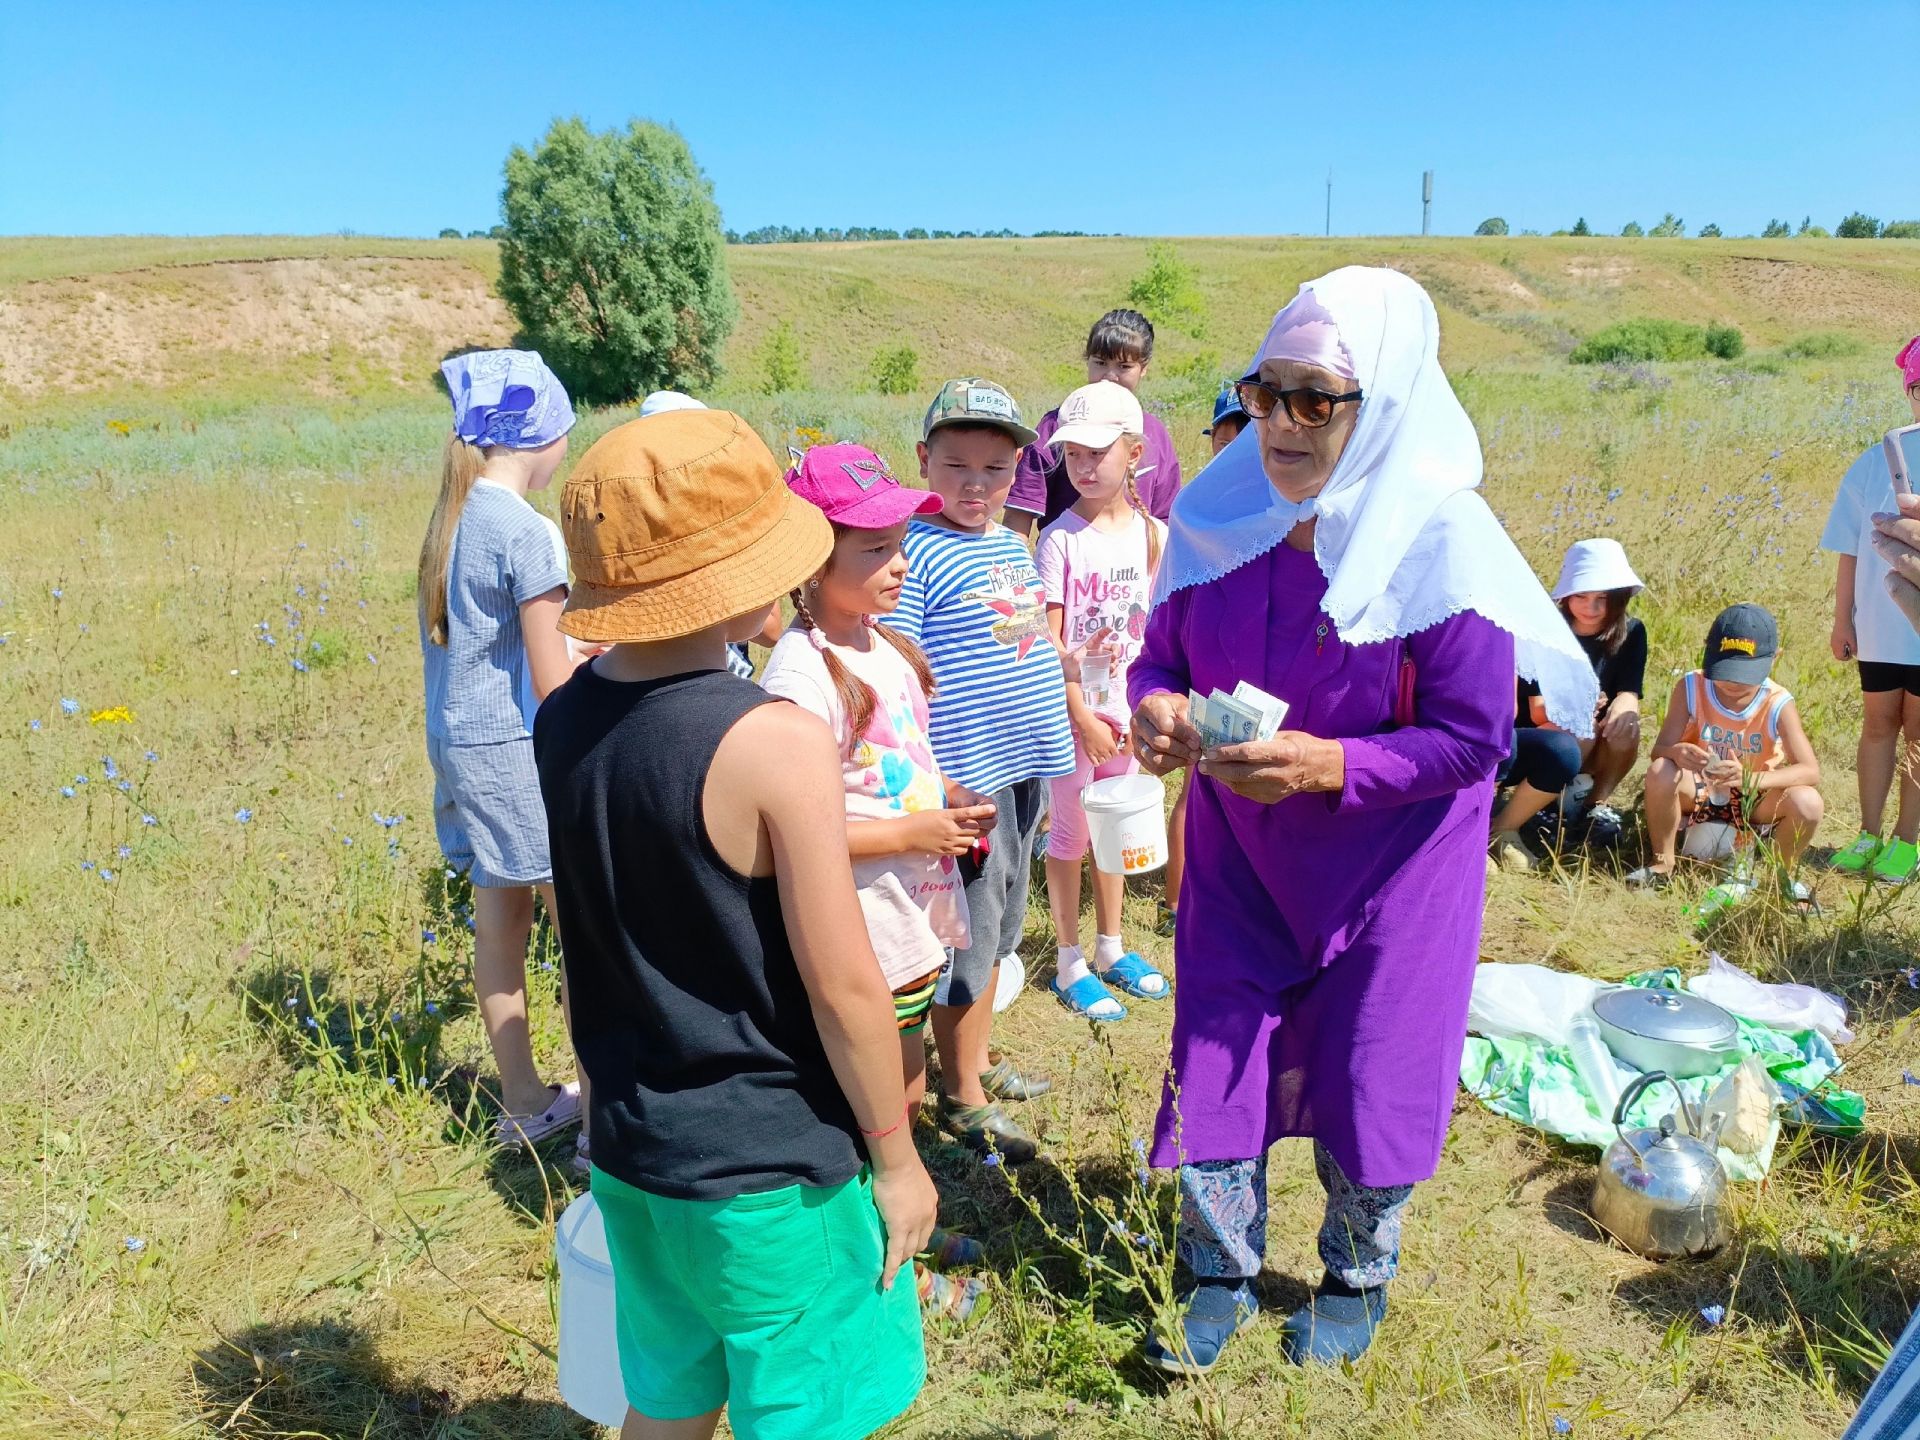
422;480;569;745
884;520;1074;795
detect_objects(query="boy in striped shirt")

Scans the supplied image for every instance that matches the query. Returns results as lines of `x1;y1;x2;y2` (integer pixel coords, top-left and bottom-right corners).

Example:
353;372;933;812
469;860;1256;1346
884;379;1075;1164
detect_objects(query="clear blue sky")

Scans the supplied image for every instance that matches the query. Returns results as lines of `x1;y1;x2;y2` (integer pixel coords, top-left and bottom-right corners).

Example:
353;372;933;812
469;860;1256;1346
3;1;1913;239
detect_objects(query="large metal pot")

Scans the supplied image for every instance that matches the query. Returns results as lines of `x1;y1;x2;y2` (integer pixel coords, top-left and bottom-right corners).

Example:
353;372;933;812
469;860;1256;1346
1591;987;1739;1079
1591;1071;1731;1261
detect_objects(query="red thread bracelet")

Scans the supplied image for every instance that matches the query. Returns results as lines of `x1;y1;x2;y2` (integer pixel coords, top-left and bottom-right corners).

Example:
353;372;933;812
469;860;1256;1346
859;1106;911;1140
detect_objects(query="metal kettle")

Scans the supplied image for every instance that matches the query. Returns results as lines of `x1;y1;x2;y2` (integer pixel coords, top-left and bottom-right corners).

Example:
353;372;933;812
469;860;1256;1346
1591;1071;1731;1261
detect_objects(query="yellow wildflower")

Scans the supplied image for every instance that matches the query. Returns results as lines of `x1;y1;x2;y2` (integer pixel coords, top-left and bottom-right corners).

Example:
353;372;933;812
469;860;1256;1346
88;705;135;725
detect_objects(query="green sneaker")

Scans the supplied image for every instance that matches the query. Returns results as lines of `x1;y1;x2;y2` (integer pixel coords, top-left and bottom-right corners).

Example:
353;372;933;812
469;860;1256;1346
1830;831;1883;874
1871;838;1920;886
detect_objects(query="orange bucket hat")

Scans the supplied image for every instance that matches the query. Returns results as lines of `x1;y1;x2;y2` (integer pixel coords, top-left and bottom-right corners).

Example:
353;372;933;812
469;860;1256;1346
558;410;831;642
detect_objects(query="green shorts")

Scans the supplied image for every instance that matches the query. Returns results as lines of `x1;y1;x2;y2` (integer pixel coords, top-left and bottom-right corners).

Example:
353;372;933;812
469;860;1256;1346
590;1166;924;1440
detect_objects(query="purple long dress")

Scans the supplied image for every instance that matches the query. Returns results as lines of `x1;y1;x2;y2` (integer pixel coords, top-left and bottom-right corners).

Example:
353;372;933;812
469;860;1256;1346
1129;540;1513;1190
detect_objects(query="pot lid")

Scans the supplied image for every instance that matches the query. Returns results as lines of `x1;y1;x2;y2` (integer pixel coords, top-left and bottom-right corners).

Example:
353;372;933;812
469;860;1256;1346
1592;987;1738;1046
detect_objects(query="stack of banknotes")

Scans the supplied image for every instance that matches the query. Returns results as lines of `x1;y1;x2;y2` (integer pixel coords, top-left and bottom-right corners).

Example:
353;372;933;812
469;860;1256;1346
1188;682;1291;749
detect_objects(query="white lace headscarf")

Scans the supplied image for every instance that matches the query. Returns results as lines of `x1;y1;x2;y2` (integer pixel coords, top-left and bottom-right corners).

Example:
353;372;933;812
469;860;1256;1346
1154;265;1599;734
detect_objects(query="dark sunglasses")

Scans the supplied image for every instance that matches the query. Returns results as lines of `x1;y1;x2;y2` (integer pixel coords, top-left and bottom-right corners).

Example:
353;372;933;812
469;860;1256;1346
1234;378;1364;429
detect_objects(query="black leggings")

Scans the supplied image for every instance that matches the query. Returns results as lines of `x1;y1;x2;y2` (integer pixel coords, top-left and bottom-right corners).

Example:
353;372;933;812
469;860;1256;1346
1497;726;1583;793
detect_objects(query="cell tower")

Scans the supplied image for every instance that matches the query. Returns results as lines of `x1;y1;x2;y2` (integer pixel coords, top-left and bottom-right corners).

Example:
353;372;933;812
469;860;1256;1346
1422;171;1433;237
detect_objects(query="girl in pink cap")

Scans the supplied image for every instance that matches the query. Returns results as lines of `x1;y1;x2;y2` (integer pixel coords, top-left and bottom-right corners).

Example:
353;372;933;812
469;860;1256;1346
760;443;998;1319
1820;335;1920;885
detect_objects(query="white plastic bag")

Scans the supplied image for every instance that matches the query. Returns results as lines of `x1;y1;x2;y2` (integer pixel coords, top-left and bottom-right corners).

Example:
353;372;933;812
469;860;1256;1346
1687;952;1854;1046
1467;963;1604;1048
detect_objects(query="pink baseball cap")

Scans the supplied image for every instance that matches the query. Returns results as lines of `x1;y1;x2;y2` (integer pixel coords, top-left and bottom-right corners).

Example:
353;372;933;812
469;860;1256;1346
784;443;945;529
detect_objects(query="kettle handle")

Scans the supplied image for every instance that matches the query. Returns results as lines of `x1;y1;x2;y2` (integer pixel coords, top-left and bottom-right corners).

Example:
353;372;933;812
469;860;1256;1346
1610;1070;1695;1161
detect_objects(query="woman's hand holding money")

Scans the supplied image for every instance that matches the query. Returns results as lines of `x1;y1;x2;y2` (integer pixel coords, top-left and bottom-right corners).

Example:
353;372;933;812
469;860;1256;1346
1199;731;1345;805
1131;693;1201;776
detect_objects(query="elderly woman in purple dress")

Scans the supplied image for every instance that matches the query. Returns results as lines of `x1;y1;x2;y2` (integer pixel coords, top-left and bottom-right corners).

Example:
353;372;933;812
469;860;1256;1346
1128;267;1598;1372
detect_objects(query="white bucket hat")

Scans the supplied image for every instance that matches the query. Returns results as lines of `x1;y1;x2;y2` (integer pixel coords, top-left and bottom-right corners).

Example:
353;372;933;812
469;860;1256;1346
1551;538;1645;601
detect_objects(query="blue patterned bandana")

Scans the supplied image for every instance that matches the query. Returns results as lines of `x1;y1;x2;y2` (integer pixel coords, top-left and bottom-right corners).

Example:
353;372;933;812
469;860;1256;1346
440;349;576;450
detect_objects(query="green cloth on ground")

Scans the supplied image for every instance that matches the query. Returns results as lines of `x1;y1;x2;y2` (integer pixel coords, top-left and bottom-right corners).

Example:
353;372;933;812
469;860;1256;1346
1460;969;1864;1181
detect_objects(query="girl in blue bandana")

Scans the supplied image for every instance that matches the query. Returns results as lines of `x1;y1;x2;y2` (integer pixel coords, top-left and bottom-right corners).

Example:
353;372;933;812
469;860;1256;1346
419;349;589;1156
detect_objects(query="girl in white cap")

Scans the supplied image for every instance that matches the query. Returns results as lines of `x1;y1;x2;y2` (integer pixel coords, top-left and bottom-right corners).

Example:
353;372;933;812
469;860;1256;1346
1491;538;1650;863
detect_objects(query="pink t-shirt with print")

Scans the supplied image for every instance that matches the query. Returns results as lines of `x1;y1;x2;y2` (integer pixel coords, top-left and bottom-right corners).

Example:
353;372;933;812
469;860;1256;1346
1035;508;1163;730
760;628;970;965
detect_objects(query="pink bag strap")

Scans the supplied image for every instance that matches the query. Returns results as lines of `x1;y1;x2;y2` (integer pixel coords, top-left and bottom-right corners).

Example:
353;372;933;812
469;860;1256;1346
1395;647;1418;728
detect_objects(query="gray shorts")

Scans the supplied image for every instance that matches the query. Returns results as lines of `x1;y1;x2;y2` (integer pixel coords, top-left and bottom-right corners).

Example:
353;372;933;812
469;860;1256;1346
428;734;552;888
937;777;1049;1007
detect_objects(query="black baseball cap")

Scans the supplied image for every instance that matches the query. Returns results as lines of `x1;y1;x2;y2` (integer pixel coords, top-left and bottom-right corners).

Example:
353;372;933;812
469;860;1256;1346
1703;602;1779;682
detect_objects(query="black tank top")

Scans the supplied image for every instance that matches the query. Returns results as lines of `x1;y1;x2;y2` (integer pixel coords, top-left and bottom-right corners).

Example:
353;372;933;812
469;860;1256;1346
533;665;861;1199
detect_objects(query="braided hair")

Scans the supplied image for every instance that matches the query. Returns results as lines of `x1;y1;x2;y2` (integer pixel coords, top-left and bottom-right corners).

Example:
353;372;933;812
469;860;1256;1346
790;531;938;757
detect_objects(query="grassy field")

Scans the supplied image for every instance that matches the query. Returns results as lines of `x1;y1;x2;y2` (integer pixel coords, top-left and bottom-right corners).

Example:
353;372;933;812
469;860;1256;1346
3;234;1919;1439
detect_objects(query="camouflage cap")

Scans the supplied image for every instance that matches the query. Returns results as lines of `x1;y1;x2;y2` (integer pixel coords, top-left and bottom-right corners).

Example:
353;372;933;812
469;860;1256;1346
920;377;1037;447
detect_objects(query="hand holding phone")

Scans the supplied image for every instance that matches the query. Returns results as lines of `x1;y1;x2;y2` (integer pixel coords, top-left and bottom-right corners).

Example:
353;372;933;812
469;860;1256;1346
1885;422;1920;496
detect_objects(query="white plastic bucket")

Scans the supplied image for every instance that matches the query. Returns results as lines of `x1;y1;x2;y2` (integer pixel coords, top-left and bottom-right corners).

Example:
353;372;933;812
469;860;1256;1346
1083;772;1168;875
554;1192;627;1427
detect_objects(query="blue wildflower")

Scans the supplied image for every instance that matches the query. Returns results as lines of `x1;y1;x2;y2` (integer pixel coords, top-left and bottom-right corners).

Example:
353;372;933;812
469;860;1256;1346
141;814;156;826
123;1236;145;1254
341;835;353;846
386;1076;398;1086
285;997;298;1008
60;786;74;799
144;750;157;762
421;929;437;945
982;1152;1003;1168
1552;1418;1572;1435
103;757;118;780
30;719;41;731
295;585;306;597
304;1015;319;1030
51;588;63;600
425;1001;439;1016
1905;1071;1918;1087
60;698;78;715
217;1095;230;1104
1903;967;1918;990
291;658;307;673
100;869;114;882
117;845;130;858
116;780;130;792
1130;1137;1147;1156
366;653;378;665
1700;1304;1725;1326
264;634;276;646
74;774;88;786
81;860;95;871
234;809;253;824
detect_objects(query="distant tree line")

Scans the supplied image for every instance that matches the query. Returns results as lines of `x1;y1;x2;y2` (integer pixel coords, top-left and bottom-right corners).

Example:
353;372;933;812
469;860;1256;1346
1475;211;1919;240
722;225;1104;244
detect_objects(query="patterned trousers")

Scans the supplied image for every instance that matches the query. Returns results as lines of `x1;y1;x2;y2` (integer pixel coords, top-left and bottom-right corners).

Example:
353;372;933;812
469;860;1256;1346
1177;1144;1412;1291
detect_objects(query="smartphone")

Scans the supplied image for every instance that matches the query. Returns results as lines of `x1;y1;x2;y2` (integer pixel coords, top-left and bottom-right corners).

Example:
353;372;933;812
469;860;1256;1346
1885;422;1920;496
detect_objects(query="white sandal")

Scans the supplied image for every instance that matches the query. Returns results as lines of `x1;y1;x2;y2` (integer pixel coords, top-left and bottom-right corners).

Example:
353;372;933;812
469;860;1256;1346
494;1080;582;1145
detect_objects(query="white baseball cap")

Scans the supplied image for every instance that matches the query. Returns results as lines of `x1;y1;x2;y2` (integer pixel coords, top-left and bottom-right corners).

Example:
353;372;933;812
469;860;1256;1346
1046;379;1144;450
1551;537;1645;601
638;390;707;419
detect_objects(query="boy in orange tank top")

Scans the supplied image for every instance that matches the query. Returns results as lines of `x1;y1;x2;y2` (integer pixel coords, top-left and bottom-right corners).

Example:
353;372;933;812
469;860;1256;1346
1628;603;1824;901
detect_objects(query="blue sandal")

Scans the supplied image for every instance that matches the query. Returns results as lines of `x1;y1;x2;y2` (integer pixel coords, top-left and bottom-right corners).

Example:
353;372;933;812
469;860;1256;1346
1050;972;1127;1022
1101;952;1171;1000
